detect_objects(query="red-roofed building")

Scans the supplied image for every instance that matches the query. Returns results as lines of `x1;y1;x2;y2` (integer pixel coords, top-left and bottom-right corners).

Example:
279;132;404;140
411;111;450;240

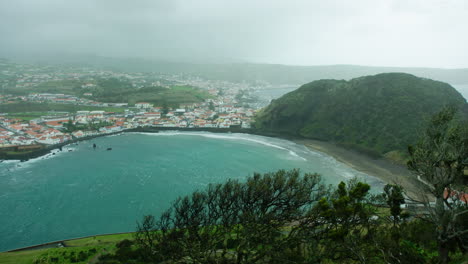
444;188;468;204
44;120;69;129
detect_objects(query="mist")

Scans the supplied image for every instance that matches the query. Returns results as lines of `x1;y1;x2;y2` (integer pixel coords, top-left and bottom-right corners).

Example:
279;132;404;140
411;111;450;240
1;0;468;68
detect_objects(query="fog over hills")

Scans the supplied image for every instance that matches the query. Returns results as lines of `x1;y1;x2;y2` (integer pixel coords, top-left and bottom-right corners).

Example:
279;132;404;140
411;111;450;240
1;0;468;70
3;55;468;86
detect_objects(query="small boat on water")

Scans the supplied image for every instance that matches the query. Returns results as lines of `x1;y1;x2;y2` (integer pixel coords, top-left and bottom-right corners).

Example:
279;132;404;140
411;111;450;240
106;148;112;151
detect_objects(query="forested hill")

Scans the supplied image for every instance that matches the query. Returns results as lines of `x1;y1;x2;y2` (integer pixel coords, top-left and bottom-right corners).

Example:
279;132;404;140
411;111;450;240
254;73;467;159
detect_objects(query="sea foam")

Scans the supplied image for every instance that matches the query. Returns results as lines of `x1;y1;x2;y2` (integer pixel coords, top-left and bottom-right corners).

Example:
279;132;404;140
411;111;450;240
137;131;307;160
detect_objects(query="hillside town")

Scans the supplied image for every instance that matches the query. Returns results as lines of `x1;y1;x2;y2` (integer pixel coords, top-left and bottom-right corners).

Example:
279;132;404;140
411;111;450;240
0;90;256;148
0;59;270;149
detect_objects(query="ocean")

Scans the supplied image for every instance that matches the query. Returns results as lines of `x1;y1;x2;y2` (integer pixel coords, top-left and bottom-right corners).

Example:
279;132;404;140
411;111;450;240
452;84;468;100
0;132;383;251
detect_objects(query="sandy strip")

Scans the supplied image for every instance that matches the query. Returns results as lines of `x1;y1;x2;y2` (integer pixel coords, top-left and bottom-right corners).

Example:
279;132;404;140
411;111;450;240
294;139;423;198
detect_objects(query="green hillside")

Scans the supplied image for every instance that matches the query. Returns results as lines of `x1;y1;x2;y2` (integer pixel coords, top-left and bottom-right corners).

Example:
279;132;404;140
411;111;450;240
0;102;125;114
254;73;467;158
89;84;214;106
4;77;213;107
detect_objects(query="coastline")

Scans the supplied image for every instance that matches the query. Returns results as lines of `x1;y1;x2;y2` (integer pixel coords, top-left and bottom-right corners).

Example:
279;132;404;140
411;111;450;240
0;130;127;161
1;127;420;196
0;127;260;161
127;129;421;199
0;128;423;253
294;139;421;198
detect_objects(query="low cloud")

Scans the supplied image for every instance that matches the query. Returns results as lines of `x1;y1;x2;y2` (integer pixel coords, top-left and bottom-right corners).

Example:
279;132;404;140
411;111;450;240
1;0;467;68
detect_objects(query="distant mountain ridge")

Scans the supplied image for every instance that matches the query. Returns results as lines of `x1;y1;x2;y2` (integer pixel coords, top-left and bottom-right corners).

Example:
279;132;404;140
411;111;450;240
2;55;468;85
254;73;467;159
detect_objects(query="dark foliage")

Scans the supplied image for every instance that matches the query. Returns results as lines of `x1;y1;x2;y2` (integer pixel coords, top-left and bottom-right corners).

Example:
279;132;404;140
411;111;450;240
255;73;467;158
105;169;457;264
407;107;468;264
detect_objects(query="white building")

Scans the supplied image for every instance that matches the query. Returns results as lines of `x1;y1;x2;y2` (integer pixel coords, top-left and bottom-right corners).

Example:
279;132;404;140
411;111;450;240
135;102;153;109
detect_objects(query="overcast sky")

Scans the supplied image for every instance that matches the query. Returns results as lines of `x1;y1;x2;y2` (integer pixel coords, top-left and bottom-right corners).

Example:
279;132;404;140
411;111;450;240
1;0;467;68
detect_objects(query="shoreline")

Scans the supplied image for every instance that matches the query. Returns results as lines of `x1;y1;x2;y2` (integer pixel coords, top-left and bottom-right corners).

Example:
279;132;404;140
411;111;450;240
0;130;127;161
1;128;422;253
0;127;258;161
5;232;135;253
294;139;421;198
1;127;419;195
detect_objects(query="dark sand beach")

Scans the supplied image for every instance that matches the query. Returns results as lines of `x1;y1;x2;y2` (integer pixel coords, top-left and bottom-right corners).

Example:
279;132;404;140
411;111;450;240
294;139;423;198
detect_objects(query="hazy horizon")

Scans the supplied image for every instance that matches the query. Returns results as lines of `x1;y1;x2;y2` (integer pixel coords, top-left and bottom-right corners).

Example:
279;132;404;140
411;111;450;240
4;53;468;71
1;0;468;68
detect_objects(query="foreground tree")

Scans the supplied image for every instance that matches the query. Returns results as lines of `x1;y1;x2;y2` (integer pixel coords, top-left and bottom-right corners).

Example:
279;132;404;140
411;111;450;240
99;169;447;263
307;180;382;263
132;171;417;264
407;107;468;263
134;169;326;263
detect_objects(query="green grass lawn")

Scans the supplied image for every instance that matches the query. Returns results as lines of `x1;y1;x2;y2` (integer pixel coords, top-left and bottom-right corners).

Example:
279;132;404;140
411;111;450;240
4;80;83;96
65;233;134;247
0;103;126;115
0;233;134;264
0;247;102;264
4;150;34;155
0;249;50;264
6;112;51;121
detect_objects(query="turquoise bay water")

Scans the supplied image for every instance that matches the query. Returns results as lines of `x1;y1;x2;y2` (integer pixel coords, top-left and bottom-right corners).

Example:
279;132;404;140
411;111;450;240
0;132;383;251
